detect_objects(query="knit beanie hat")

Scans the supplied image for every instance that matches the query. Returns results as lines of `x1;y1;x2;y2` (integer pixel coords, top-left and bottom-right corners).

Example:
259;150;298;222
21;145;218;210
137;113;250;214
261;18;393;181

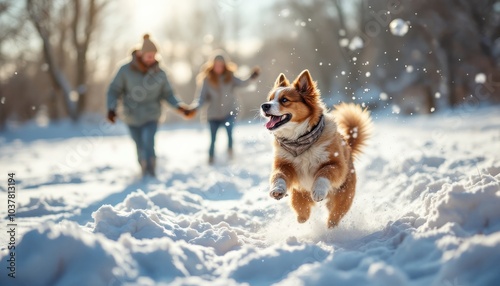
141;34;158;54
212;49;230;63
214;54;225;62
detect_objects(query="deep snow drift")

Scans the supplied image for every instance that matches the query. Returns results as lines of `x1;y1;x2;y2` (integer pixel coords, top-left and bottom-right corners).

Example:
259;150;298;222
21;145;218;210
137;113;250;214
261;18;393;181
0;106;499;286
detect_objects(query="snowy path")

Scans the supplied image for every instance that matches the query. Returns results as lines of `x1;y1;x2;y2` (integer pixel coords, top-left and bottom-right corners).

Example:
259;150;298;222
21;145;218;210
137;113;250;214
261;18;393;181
1;107;499;286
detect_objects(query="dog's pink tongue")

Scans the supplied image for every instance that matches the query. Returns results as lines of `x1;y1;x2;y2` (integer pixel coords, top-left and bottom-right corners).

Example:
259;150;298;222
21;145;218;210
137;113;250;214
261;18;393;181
266;116;280;129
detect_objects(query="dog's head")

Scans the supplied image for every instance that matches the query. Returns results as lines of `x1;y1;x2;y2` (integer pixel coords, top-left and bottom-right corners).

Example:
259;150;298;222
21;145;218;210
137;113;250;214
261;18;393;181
261;70;324;139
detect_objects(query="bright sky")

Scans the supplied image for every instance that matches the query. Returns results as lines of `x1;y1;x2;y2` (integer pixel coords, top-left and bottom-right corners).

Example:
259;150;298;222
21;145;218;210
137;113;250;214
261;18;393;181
99;0;270;83
126;0;174;40
115;0;269;46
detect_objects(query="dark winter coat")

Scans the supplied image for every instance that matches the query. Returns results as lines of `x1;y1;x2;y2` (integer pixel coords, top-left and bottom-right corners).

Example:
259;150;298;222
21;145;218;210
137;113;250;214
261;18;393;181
107;51;181;126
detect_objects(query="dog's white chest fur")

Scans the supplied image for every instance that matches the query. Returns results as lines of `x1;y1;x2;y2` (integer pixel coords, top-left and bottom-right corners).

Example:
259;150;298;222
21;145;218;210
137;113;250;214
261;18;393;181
277;139;330;192
274;116;337;192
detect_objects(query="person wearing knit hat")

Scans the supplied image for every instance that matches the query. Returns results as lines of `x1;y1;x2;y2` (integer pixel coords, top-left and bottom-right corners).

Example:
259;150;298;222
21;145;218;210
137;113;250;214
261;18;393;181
191;49;260;165
106;34;195;177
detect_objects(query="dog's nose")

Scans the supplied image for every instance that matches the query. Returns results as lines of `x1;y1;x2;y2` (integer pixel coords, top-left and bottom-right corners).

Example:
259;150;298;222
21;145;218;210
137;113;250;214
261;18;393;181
261;103;271;112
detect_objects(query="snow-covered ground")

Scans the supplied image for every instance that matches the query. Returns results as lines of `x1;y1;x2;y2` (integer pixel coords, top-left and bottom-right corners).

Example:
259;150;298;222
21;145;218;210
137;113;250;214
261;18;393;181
0;106;499;286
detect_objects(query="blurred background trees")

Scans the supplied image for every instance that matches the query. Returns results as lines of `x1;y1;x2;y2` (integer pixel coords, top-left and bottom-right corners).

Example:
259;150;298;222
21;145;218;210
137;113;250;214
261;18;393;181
1;0;499;130
26;0;108;121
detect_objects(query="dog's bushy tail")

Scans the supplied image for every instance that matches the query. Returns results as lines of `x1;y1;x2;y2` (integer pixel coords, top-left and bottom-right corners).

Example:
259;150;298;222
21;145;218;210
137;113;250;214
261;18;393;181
333;103;372;159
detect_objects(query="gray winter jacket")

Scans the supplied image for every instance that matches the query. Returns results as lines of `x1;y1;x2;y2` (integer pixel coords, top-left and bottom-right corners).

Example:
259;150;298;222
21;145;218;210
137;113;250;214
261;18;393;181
193;75;252;120
107;52;181;126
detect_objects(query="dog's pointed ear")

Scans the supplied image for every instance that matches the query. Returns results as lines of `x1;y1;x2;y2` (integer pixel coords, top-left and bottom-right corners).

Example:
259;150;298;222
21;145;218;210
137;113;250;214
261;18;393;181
275;73;289;87
293;70;317;95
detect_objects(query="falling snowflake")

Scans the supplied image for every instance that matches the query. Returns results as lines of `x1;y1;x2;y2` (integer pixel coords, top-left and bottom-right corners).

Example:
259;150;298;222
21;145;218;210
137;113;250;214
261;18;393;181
339;38;349;47
389;18;410;36
392;105;401;114
380;92;388;101
475;73;486;84
349;36;364;50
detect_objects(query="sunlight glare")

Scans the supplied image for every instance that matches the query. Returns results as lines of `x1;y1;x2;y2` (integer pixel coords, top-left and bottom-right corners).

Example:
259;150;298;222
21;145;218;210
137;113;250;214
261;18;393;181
129;0;171;37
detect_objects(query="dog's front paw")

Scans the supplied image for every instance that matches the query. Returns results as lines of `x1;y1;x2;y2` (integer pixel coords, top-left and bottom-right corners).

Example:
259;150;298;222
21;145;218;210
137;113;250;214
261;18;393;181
270;187;287;200
312;177;330;202
270;178;287;200
312;188;327;202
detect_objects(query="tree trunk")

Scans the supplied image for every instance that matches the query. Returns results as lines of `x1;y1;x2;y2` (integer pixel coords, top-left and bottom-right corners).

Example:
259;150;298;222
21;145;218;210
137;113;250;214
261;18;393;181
0;87;6;130
72;0;98;117
440;34;459;107
27;0;77;120
27;0;104;121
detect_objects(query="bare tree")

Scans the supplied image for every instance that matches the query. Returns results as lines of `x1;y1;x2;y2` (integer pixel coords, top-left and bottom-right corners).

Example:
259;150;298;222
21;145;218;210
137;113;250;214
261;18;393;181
404;0;500;108
26;0;107;121
0;0;29;129
27;0;76;119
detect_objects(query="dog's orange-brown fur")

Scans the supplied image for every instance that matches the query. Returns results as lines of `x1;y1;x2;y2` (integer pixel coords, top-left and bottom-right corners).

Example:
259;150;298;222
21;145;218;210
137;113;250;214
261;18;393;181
262;70;372;228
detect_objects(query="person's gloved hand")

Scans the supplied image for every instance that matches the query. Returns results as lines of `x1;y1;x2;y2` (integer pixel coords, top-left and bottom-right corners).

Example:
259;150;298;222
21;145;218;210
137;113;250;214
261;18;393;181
177;103;196;119
107;110;117;123
250;66;260;79
184;108;196;119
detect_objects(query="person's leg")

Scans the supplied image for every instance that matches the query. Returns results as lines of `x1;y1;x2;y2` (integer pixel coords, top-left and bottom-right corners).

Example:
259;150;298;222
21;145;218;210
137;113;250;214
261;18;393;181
208;120;220;163
128;125;146;174
224;115;235;159
143;121;158;176
224;115;235;151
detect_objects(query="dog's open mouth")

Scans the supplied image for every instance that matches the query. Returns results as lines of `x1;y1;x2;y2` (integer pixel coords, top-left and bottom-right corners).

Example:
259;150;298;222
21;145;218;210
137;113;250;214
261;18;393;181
265;114;291;130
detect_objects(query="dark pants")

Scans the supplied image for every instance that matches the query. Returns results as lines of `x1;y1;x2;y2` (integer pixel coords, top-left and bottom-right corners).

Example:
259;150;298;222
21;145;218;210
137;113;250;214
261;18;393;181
208;115;235;157
128;121;158;172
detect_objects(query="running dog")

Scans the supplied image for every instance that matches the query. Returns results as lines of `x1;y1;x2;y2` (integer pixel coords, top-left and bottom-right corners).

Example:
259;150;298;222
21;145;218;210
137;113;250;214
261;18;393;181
261;70;372;228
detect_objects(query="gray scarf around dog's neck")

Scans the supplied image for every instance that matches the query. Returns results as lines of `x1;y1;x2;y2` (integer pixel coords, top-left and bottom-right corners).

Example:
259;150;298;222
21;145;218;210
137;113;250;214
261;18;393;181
275;115;325;157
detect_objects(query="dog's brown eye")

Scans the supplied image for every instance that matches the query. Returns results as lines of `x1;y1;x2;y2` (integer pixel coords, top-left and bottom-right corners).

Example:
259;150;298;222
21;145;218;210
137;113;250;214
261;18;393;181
280;98;288;103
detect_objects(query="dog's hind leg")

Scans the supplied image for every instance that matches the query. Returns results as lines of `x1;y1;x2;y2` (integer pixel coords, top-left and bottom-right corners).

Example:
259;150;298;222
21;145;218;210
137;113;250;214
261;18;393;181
326;173;356;228
291;189;315;223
